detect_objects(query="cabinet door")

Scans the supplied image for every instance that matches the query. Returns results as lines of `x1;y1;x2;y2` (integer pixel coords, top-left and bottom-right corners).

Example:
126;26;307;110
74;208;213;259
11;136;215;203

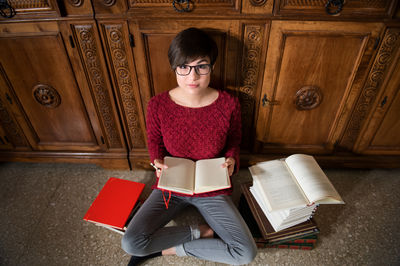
353;29;400;155
125;20;241;165
0;22;108;152
255;21;383;154
130;20;241;104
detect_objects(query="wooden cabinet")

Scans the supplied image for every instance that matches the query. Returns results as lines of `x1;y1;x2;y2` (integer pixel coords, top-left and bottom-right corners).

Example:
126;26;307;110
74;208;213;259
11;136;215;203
0;21;128;168
0;0;399;168
255;21;383;154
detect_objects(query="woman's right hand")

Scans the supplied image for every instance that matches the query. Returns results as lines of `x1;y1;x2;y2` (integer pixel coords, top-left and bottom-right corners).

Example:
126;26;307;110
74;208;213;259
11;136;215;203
153;159;168;178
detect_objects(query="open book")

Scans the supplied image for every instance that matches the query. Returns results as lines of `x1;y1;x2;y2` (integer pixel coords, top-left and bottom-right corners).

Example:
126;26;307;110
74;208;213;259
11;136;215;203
249;154;344;212
157;157;231;195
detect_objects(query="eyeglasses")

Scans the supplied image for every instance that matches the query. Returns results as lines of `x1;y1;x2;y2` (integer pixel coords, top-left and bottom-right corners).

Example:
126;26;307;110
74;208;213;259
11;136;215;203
175;64;212;76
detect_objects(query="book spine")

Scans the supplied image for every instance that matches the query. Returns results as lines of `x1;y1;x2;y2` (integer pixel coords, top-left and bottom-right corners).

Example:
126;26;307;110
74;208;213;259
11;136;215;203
287;238;317;244
256;242;315;250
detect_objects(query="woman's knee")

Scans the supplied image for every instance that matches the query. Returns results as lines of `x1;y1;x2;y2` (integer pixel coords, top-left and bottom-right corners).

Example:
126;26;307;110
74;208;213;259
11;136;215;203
231;241;257;265
121;231;149;256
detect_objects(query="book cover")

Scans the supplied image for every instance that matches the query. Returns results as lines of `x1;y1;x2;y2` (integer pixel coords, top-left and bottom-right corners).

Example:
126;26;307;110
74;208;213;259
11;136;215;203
83;177;145;230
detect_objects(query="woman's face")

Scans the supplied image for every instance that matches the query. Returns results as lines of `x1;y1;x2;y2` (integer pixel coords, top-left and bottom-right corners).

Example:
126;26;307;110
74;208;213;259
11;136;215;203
175;57;211;95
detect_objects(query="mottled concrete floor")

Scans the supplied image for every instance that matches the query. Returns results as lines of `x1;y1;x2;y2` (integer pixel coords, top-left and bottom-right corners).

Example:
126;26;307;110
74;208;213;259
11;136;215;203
0;162;399;266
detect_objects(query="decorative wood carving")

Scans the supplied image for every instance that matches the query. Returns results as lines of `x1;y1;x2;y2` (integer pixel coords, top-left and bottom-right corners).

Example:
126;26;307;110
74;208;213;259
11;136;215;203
9;0;51;9
282;0;386;8
32;84;61;108
342;28;400;148
129;0;234;8
249;0;267;6
103;24;146;149
102;0;116;6
0;98;27;147
67;0;83;7
131;0;231;3
73;24;123;149
239;24;264;148
294;86;322;110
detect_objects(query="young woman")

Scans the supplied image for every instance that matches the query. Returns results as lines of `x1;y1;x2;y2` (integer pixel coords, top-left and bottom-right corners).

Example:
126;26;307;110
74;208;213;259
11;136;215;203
121;27;257;265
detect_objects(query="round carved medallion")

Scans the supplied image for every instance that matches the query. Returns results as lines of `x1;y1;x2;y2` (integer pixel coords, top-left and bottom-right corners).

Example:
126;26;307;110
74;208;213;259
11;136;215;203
294;86;323;110
32;84;61;108
249;0;267;7
67;0;83;7
103;0;116;6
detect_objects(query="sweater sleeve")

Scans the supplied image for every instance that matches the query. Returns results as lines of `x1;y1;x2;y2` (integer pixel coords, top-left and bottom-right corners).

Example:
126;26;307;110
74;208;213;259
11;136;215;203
146;97;168;163
224;96;242;172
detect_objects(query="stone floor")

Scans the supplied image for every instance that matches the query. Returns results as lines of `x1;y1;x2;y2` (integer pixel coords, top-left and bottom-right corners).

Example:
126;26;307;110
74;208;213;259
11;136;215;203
0;161;399;266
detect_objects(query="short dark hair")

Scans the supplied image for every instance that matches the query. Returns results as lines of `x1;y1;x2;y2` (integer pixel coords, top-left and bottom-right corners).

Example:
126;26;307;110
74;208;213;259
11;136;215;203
168;27;218;70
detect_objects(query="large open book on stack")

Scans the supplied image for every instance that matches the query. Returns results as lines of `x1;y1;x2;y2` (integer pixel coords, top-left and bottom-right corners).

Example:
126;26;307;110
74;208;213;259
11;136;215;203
157;157;230;195
249;154;344;231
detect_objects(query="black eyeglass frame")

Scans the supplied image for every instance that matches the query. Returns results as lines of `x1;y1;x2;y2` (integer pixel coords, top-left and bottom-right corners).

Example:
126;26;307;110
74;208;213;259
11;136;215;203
175;64;212;76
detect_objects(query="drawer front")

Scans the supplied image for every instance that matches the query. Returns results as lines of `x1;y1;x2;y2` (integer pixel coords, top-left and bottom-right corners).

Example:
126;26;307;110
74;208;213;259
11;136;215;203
275;0;397;18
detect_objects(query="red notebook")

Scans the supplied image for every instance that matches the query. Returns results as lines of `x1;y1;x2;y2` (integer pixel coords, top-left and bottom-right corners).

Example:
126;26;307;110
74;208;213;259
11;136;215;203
83;177;145;230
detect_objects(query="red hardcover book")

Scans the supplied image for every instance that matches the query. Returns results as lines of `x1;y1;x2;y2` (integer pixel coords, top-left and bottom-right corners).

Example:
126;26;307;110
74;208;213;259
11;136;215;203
83;177;145;230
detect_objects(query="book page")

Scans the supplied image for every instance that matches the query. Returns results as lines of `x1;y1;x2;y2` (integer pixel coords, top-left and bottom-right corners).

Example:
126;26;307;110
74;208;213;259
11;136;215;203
285;154;344;204
249;160;308;211
194;157;230;194
158;157;195;193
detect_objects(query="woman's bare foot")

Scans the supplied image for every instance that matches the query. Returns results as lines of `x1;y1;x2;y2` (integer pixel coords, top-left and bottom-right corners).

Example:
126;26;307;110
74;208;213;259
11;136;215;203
162;247;176;256
199;224;214;238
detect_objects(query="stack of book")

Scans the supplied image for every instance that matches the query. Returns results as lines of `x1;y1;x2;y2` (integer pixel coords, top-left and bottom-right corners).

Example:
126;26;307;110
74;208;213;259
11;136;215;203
248;154;344;232
83;177;145;234
240;183;319;250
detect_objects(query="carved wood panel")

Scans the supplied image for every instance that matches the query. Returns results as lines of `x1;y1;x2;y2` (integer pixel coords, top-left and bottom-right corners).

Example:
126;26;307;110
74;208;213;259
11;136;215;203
100;22;147;150
6;0;60;16
72;23;124;149
342;28;400;150
239;23;268;149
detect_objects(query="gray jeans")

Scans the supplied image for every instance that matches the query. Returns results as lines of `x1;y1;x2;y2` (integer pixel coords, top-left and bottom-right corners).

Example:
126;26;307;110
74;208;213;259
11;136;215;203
121;189;257;265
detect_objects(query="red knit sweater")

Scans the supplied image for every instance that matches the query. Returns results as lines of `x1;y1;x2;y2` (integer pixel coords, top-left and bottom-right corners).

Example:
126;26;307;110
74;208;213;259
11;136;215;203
146;90;241;197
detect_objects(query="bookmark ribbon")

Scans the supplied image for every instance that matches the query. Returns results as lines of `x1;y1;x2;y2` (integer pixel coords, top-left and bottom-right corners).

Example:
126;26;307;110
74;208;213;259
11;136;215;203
161;189;171;209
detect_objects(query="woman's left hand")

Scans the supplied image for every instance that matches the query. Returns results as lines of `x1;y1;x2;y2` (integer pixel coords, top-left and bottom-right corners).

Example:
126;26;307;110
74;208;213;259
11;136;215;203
222;157;235;176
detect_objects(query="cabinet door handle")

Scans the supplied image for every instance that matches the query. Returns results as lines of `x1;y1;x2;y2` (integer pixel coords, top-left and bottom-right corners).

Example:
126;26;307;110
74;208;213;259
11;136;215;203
262;94;279;107
5;93;12;105
380;96;388;108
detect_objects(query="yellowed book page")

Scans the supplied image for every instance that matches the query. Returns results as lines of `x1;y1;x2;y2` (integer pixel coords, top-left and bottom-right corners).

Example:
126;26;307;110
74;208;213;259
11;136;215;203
194;157;230;194
285;154;344;204
158;157;195;194
249;160;308;212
